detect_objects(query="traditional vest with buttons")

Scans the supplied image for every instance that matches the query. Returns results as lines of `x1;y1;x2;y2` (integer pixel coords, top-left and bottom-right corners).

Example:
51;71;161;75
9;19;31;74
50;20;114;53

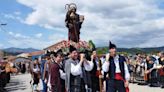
108;55;126;80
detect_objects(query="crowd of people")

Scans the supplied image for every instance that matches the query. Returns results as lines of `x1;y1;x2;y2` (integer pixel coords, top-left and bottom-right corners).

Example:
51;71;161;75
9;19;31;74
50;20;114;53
1;41;163;92
28;41;163;92
29;42;131;92
0;58;14;92
0;57;31;91
127;52;164;88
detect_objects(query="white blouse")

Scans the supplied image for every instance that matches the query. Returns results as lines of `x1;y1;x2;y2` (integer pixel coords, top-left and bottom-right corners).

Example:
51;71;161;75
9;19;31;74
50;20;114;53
102;55;130;81
71;60;94;76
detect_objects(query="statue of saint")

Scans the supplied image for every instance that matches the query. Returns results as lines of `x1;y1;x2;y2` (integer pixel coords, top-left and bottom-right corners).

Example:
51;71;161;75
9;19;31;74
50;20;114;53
65;3;84;43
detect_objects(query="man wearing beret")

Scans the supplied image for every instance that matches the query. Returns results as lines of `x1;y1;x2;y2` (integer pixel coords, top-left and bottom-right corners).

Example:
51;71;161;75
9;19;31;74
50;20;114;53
65;45;93;92
102;41;130;92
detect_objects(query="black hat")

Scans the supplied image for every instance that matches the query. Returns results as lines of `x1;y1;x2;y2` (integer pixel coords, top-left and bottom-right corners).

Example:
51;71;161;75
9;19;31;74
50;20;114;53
92;48;96;51
46;50;50;54
69;45;77;53
45;53;51;57
49;51;56;56
55;49;63;57
109;41;116;49
41;55;46;59
56;49;62;53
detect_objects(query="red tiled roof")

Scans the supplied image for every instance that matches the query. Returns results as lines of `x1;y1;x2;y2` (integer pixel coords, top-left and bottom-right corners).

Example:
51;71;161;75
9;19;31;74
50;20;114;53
44;40;89;51
28;50;45;56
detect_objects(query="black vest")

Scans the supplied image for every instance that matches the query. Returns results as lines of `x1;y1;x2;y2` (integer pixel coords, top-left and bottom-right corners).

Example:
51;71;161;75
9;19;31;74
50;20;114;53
146;60;154;70
159;58;164;65
108;55;126;80
90;59;98;76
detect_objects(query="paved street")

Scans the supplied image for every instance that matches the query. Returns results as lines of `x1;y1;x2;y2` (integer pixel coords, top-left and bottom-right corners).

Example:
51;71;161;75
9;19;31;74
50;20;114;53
129;83;164;92
5;73;42;92
4;73;164;92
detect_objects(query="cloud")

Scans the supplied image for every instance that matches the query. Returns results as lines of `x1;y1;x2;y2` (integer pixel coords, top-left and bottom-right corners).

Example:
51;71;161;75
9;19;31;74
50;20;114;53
8;31;29;39
15;0;164;48
7;31;67;49
4;14;15;19
8;31;14;35
35;33;43;38
7;32;51;49
0;44;4;49
3;13;24;23
8;38;51;49
138;33;164;47
48;33;67;42
14;11;21;15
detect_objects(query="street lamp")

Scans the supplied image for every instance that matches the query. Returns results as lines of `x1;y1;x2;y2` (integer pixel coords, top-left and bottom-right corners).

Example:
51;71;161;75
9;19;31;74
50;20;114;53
0;23;7;32
0;23;7;26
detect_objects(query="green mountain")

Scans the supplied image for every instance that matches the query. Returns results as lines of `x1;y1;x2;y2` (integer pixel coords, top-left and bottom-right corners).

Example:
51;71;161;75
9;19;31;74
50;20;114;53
97;46;164;54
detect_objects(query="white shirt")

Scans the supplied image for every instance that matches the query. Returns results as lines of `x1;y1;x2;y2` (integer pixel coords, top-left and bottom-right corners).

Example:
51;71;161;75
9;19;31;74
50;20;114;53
100;57;106;64
33;67;40;73
71;60;94;76
54;61;66;80
59;69;66;80
102;55;130;81
152;55;159;65
33;65;40;73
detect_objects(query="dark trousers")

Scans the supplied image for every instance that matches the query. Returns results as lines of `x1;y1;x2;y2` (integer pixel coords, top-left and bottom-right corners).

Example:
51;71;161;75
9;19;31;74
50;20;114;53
61;79;65;92
107;79;126;92
42;80;47;92
150;70;158;85
6;72;10;83
160;76;164;86
91;76;99;92
33;73;39;85
70;78;86;92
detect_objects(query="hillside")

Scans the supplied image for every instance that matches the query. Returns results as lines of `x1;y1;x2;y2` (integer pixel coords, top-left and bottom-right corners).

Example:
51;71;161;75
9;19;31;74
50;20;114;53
2;47;40;55
97;46;164;54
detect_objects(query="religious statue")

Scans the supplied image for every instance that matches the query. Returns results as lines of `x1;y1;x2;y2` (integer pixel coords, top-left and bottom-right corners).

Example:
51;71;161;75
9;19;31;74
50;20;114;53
65;3;84;43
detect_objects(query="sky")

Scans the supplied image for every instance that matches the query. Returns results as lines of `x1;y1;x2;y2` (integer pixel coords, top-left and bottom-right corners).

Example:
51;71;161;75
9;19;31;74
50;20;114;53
0;0;164;49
